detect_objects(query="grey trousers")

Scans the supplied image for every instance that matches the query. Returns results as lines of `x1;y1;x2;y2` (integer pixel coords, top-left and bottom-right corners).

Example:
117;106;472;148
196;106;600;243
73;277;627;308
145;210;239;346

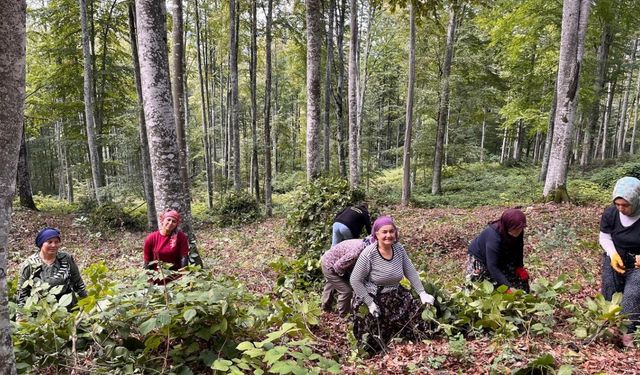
601;253;640;331
320;258;353;316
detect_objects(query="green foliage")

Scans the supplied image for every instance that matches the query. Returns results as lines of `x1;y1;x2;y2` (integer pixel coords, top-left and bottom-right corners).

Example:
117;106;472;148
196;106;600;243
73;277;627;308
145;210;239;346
566;179;608;206
30;195;78;214
285;177;366;255
272;171;306;194
588;161;640;189
270;256;323;293
87;202;145;231
213;323;340;374
211;191;262;227
566;293;628;343
511;353;573;375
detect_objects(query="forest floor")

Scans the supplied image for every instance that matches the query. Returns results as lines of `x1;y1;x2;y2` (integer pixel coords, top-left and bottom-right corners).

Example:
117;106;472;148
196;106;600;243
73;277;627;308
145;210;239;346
7;203;640;374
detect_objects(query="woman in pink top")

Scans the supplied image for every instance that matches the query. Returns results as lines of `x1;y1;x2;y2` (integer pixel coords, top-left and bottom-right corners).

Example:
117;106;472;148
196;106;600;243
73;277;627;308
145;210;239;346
143;210;189;274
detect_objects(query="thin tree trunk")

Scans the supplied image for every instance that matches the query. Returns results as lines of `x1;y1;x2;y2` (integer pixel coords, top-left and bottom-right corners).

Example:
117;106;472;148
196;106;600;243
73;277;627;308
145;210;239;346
480;107;486;163
348;0;359;186
631;55;640;154
539;85;557;181
264;0;273;216
17;124;37;210
195;0;213;207
229;0;241;190
135;0;201;265
543;0;591;200
250;0;259;198
128;1;156;230
307;0;322;180
0;2;25;373
323;0;335;172
601;80;615;159
617;38;638;156
79;0;104;204
171;0;193;212
401;2;416;206
432;4;458;194
334;0;347;177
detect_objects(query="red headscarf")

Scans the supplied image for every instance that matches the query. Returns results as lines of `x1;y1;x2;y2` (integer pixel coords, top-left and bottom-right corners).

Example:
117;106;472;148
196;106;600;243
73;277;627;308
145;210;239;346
492;208;526;237
161;210;181;224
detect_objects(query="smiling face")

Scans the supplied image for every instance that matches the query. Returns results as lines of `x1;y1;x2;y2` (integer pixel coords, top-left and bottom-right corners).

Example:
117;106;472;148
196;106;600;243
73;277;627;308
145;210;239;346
40;237;61;258
375;224;397;247
614;197;634;216
160;216;179;234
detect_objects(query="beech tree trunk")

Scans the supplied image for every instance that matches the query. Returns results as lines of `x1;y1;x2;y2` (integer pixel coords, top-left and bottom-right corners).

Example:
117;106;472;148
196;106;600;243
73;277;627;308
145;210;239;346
334;0;347;177
17;124;37;210
135;0;201;265
543;0;591;201
631;57;640;154
79;0;104;204
250;0;260;198
432;4;459;194
306;0;322;180
323;0;335;172
616;38;638;156
264;0;273;216
401;2;416;206
539;86;557;182
195;0;213;207
0;2;26;373
229;0;241;190
128;1;156;230
348;0;359;187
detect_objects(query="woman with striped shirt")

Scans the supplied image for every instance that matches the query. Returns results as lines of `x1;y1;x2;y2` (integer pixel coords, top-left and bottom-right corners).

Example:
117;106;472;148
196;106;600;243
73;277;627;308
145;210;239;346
349;216;434;354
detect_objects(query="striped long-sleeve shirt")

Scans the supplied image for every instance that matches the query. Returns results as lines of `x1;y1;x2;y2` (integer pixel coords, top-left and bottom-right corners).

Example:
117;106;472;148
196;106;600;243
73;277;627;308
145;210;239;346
17;252;88;307
349;242;425;306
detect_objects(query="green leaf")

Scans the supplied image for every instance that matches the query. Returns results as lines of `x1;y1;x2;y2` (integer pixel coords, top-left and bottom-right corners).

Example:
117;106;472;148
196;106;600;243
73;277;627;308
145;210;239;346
57;293;73;307
157;311;171;328
264;346;288;366
558;365;574;375
212;359;233;371
237;341;256;351
139;318;157;335
183;308;197;323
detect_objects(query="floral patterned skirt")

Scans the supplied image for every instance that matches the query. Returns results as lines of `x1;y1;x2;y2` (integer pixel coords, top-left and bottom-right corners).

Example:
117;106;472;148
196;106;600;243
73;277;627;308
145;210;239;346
351;286;429;355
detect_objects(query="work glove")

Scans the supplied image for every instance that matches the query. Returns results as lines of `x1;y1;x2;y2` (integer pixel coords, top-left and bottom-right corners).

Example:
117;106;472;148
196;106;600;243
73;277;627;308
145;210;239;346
610;252;626;274
419;291;435;305
514;267;529;281
367;302;380;318
505;288;513;295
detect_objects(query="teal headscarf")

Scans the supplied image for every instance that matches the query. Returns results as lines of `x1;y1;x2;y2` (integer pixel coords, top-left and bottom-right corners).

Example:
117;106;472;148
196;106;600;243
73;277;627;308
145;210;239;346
612;176;640;215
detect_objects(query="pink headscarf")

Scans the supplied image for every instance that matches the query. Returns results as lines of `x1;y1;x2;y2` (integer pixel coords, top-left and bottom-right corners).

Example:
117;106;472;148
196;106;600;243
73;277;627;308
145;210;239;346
161;210;181;224
371;215;399;242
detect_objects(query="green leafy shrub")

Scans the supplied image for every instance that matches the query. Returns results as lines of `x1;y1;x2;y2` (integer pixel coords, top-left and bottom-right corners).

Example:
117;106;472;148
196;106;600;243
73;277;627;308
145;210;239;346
272;171;306;193
285;177;365;256
566;292;628;343
88;202;145;231
211;191;261;227
270;256;323;293
567;180;608;205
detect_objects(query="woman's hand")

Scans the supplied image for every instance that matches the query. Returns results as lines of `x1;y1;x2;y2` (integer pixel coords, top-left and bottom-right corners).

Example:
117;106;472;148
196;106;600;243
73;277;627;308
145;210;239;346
419;291;435;305
514;267;529;281
610;252;626;274
635;255;640;268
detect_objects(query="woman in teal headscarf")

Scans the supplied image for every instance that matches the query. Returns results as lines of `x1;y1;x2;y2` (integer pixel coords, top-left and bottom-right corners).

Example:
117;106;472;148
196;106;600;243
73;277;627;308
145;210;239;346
599;176;640;347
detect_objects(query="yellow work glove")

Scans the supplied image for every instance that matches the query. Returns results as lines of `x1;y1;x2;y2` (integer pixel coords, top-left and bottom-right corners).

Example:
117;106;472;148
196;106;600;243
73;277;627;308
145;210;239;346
611;252;626;274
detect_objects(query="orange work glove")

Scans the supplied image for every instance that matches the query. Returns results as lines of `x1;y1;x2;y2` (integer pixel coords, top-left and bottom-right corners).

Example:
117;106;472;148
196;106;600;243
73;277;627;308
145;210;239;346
610;252;626;274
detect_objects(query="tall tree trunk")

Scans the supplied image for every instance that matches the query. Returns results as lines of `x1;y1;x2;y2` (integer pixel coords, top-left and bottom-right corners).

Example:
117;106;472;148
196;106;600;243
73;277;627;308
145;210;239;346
616;38;638;156
264;0;273;216
539;85;557;181
348;0;359;186
250;0;260;198
356;4;375;178
229;0;241;190
631;56;640;154
432;4;459;195
334;0;347;177
17;124;37;210
580;25;611;165
171;0;193;211
79;0;104;204
323;0;335;172
543;0;591;201
306;0;322;180
601;80;616;159
480;107;487;163
401;2;416;206
135;0;201;265
0;2;25;373
128;1;157;230
195;0;213;207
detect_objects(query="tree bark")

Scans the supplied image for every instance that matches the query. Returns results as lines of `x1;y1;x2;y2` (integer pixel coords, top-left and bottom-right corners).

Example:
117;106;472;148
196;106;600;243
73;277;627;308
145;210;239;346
135;0;201;265
171;0;193;211
0;2;25;373
616;38;638;156
307;0;322;180
229;0;241;190
631;52;640;154
79;0;104;204
432;3;459;194
334;0;347;177
543;0;591;200
323;0;335;172
250;0;260;198
194;0;213;207
401;2;416;206
264;0;273;216
17;124;37;210
128;1;157;230
348;0;359;187
600;80;616;159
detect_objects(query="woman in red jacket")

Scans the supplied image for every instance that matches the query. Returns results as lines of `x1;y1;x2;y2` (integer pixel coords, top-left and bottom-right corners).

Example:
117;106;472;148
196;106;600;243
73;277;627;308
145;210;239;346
143;210;189;278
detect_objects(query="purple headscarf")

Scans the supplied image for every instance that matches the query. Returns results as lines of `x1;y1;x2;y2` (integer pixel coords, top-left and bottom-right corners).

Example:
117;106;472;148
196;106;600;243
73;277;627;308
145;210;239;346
371;215;399;242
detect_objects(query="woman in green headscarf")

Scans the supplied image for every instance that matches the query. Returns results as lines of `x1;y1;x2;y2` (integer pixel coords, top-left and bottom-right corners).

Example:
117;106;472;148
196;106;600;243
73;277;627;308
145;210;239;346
599;176;640;347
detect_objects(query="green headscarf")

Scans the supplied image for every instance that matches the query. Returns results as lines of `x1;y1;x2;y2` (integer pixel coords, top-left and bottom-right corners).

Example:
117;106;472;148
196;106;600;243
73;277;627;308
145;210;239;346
612;176;640;215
